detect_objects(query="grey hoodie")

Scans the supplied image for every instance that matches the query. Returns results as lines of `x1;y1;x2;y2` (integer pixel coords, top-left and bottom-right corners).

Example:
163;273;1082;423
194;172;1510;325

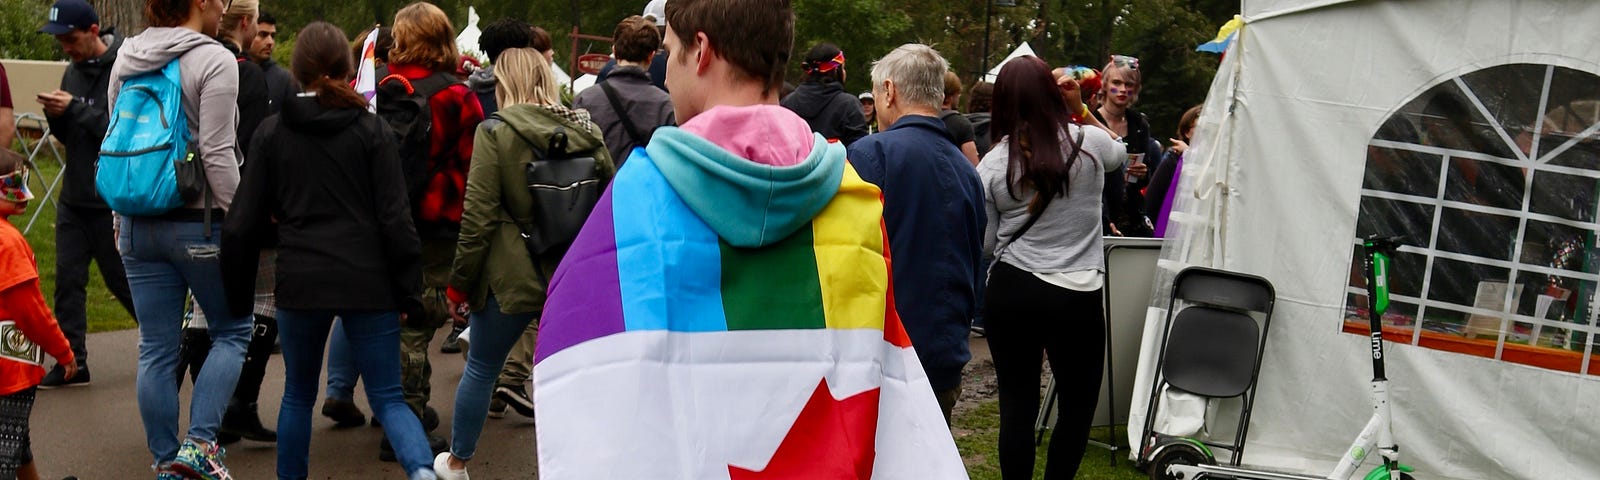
109;27;241;211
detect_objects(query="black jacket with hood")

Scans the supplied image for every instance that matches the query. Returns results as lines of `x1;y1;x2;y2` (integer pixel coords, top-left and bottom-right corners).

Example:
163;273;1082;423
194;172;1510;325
780;80;869;147
222;96;422;319
46;32;122;209
223;40;270;154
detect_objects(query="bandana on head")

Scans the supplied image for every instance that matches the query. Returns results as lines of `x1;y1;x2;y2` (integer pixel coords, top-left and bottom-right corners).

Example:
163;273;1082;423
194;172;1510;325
0;163;34;203
805;52;846;74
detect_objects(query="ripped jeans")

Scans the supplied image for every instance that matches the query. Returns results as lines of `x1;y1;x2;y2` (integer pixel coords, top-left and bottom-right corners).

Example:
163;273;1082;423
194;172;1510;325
118;216;253;466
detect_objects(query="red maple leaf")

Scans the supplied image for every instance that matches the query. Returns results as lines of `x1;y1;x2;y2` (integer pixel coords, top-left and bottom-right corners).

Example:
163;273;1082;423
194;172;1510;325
728;379;881;479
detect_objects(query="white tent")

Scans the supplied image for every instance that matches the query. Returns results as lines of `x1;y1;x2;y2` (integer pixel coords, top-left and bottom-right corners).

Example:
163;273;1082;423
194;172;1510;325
982;41;1036;83
1129;1;1600;479
455;7;484;63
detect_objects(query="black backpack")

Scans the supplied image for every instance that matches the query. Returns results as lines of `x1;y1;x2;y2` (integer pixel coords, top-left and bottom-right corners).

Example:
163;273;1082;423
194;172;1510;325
490;114;605;260
374;68;460;203
967;112;994;156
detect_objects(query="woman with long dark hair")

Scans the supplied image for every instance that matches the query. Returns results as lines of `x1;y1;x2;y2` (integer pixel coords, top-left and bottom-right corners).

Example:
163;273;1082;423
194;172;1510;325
220;21;437;480
978;56;1123;480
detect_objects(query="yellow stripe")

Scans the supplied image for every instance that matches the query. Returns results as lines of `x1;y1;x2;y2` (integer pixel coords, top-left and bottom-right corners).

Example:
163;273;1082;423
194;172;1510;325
812;164;890;331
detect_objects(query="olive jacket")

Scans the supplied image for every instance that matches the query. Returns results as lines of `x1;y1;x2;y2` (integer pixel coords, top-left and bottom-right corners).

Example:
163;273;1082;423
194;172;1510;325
448;103;615;315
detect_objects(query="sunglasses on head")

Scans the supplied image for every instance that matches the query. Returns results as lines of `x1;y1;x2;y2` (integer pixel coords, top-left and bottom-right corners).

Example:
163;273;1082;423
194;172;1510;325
1110;54;1140;70
0;167;34;203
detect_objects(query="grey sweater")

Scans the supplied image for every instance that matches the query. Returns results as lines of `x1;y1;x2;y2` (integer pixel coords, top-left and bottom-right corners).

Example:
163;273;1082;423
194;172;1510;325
108;27;240;211
979;124;1124;274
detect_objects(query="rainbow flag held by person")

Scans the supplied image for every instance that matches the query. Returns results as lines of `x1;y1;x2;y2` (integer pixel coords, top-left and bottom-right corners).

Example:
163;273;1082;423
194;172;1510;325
354;26;379;112
533;131;968;479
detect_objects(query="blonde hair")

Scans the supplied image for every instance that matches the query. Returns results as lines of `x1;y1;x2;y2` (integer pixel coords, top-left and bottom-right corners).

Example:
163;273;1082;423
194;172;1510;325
495;48;561;108
389;2;459;72
219;0;260;45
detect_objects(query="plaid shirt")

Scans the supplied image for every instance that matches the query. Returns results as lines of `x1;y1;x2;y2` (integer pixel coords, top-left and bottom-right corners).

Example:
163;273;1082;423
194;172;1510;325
186;250;275;327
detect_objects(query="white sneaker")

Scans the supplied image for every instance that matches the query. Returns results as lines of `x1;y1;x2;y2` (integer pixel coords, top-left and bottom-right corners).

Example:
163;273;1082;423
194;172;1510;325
433;452;469;480
456;327;471;360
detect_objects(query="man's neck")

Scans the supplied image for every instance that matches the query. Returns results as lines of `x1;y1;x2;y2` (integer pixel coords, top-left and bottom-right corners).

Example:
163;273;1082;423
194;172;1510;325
87;39;108;59
704;79;778;111
616;59;649;69
902;106;940;119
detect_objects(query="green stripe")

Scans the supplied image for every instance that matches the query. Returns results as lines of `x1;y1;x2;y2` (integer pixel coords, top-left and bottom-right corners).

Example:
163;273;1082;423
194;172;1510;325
720;226;826;330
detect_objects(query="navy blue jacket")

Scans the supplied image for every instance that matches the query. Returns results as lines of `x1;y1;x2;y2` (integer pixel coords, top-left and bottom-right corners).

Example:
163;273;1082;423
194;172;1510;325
847;115;985;391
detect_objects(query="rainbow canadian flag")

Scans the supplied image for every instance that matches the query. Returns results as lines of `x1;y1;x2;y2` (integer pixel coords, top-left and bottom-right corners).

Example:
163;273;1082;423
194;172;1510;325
533;139;969;479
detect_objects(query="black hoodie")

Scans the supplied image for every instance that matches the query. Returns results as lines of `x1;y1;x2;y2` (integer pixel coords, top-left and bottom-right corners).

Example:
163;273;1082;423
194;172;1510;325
222;96;422;319
780;81;869;146
46;33;122;209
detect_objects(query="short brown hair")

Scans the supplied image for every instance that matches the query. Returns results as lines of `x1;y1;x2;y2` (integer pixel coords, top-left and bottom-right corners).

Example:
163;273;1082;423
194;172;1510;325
144;0;193;28
529;26;552;53
612;16;660;63
666;0;794;95
943;70;963;100
389;2;458;72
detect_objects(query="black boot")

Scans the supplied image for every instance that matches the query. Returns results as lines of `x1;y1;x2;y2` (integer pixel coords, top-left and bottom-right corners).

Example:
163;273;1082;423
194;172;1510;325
220;399;277;442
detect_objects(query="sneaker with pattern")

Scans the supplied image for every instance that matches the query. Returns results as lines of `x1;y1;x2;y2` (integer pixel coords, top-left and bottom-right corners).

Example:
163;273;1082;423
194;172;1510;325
170;438;232;480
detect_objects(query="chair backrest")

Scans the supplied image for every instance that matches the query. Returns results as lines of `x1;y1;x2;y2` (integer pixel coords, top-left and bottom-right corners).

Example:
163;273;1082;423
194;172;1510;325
1162;306;1261;397
1172;267;1275;314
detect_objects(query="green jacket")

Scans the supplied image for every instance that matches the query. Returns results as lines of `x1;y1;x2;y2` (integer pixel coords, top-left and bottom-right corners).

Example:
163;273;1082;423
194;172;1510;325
450;103;616;315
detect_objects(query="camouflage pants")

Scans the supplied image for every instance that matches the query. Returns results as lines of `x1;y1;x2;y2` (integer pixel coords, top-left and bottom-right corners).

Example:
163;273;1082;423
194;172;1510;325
496;318;538;389
401;239;454;416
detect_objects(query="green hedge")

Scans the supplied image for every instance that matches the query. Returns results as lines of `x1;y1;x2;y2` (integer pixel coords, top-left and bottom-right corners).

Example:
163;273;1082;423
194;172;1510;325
1;0;64;61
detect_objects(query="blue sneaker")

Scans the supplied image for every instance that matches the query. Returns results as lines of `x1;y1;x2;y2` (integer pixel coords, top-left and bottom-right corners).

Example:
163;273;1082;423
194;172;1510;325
170;438;233;480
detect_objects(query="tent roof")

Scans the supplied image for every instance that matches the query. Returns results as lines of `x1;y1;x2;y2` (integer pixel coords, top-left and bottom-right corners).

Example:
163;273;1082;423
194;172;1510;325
982;42;1036;83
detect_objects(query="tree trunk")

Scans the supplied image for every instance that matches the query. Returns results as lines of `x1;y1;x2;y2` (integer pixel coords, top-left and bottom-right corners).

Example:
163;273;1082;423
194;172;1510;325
93;0;144;36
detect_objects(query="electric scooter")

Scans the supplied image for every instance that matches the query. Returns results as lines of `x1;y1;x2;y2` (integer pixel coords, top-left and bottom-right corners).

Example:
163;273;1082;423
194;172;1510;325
1147;235;1417;480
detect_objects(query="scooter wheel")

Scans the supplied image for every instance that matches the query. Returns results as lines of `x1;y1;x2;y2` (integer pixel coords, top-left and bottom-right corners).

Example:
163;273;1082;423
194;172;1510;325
1147;442;1215;480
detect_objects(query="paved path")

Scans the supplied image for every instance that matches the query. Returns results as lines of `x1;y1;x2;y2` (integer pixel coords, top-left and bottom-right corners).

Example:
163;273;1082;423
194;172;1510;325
31;328;538;479
31;329;994;479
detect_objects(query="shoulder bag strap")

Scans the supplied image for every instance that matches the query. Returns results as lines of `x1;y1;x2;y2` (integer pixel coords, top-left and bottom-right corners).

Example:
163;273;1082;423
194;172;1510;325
996;126;1086;254
600;81;652;149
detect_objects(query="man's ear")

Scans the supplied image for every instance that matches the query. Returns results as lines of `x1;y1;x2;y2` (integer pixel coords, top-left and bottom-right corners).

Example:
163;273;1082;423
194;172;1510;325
693;31;713;75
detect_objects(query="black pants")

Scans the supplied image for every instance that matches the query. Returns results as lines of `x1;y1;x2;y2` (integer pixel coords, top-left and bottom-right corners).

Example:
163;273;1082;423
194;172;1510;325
179;314;278;404
985;261;1105;480
55;204;137;362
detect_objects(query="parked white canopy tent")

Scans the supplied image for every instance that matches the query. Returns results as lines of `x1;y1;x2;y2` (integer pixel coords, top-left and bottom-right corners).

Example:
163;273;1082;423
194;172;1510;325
455;7;484;62
1130;1;1600;479
982;41;1036;83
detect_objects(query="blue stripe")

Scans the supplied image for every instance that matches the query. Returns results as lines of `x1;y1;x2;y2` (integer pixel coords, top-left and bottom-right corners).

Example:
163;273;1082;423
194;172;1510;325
612;153;729;332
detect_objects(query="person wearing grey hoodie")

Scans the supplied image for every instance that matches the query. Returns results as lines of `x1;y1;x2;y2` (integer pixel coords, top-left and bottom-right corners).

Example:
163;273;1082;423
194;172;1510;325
106;0;252;477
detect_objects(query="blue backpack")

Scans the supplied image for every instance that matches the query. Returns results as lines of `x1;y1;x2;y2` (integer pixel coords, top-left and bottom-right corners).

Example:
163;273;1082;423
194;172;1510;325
98;59;205;216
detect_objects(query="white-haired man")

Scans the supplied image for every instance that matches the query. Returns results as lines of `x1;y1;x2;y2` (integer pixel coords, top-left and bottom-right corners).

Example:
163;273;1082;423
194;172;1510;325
845;43;985;423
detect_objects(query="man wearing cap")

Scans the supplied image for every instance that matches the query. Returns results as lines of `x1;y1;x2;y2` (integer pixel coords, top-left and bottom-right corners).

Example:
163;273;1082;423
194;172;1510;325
35;0;136;389
859;91;877;134
595;0;670;91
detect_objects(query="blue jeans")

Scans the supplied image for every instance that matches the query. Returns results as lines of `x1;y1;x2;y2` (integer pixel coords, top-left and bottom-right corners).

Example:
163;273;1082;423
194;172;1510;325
324;320;360;401
450;295;536;460
120;217;253;466
276;309;433;479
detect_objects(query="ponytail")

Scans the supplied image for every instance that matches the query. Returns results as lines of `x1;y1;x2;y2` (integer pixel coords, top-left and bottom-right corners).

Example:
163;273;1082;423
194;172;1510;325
307;76;368;110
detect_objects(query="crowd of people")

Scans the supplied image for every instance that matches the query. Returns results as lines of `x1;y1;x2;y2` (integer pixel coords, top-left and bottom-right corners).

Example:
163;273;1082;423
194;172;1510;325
0;0;1202;478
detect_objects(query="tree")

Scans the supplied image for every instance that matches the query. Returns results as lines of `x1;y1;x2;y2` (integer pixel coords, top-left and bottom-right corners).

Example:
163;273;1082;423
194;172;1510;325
1;0;59;60
92;0;144;36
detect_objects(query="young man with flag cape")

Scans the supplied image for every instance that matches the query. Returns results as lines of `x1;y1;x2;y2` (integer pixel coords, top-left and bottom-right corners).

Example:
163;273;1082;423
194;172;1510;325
532;0;968;478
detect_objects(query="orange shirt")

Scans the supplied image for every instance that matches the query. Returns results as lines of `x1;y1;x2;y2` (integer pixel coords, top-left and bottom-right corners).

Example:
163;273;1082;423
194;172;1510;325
0;221;72;395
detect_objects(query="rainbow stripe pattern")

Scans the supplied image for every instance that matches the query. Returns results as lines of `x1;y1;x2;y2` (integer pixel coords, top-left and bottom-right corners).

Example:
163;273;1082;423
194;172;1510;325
534;151;909;364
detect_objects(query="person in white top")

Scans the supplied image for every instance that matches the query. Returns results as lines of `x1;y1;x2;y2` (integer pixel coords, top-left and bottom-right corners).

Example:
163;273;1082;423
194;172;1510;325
976;55;1123;480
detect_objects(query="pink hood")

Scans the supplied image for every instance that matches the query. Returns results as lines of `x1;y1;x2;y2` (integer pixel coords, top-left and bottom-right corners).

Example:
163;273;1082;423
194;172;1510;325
678;105;816;166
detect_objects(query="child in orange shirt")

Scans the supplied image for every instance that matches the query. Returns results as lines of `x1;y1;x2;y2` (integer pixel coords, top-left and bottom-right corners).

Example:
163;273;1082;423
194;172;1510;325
0;149;77;480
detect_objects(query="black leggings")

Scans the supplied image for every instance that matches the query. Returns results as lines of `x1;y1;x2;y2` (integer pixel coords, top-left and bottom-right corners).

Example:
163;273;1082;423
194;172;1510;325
179;314;278;404
985;261;1105;480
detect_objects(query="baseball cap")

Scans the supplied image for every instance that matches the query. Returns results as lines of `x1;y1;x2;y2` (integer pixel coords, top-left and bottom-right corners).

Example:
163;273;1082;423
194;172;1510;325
858;92;874;102
643;0;667;27
39;0;98;35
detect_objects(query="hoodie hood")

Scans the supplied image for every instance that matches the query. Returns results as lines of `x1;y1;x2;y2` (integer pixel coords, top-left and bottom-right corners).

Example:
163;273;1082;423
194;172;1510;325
281;95;363;134
646;106;846;248
113;27;220;81
784;81;847;119
466;64;497;93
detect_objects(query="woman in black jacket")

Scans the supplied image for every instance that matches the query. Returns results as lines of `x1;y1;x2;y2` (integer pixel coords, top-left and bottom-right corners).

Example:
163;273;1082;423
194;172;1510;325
220;22;437;480
780;43;870;146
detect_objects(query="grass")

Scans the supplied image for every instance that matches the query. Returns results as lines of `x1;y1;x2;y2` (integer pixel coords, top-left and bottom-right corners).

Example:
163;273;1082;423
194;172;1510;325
955;399;1148;480
8;141;137;333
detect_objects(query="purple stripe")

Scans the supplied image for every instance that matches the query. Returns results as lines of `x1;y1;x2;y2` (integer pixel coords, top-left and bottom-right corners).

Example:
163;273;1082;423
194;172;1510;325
534;186;626;364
